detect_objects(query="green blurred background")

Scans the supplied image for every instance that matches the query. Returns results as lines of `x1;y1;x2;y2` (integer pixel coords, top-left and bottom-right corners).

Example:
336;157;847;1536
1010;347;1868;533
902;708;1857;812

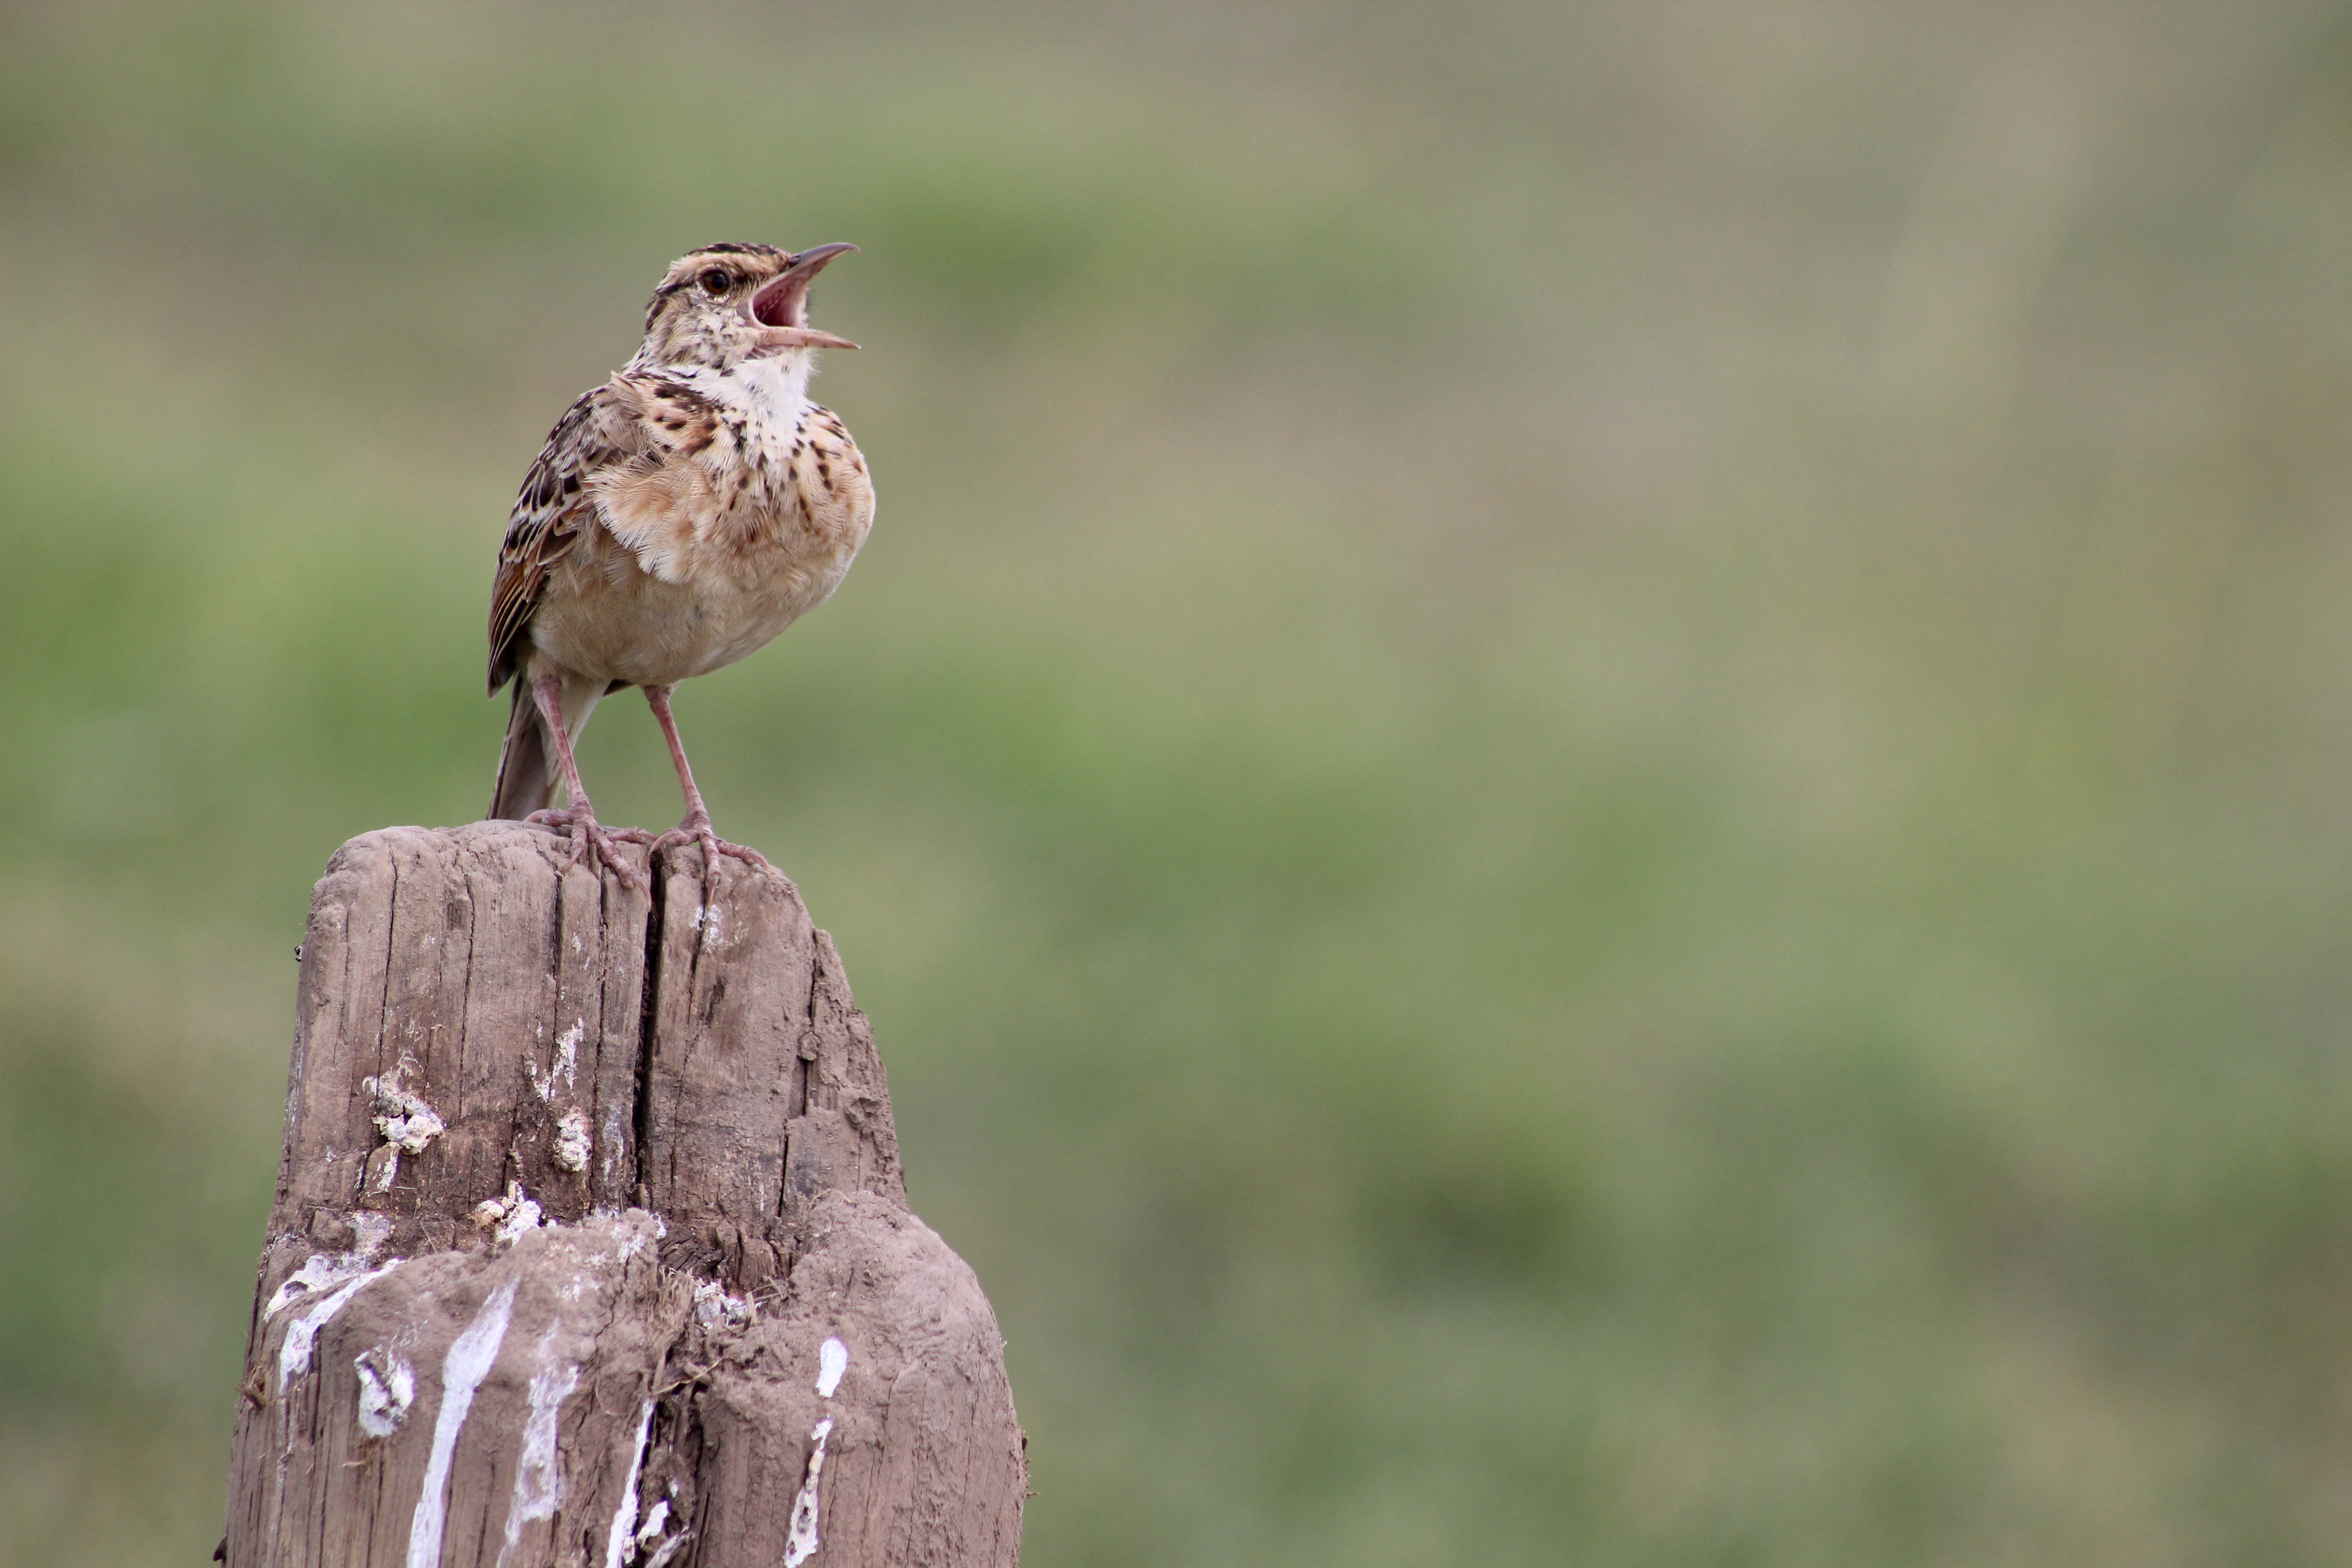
6;0;2352;1562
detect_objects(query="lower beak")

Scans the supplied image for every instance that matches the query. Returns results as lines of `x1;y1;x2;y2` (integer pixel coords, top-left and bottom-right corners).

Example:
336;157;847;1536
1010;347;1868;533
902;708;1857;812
750;243;860;349
762;326;860;351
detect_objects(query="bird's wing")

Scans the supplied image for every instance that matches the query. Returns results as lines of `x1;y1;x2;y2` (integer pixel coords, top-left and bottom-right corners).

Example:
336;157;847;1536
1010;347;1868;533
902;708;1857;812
797;403;875;534
592;376;733;584
485;381;646;694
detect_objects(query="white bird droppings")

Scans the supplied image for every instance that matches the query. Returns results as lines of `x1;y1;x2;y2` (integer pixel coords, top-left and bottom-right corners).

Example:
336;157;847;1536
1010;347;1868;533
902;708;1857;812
602;1400;656;1568
363;1072;446;1154
355;1348;416;1438
497;1193;543;1242
781;1417;834;1568
266;1252;375;1319
528;1024;585;1102
599;1107;628;1185
619;1210;664;1255
277;1262;396;1392
407;1278;518;1568
692;1280;755;1333
553;1108;592;1172
472;1182;546;1245
496;1325;579;1568
816;1337;848;1399
352;1211;395;1255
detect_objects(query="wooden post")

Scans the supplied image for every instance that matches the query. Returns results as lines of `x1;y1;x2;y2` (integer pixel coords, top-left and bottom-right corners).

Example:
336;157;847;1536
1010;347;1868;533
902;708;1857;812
221;823;1024;1568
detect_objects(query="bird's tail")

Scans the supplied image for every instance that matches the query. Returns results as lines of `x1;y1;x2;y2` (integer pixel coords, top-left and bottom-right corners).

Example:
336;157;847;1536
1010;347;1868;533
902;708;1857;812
488;670;611;820
489;680;552;820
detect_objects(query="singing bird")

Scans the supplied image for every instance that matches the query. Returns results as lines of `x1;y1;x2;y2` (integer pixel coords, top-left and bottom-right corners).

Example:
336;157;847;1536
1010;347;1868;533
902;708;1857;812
486;242;873;890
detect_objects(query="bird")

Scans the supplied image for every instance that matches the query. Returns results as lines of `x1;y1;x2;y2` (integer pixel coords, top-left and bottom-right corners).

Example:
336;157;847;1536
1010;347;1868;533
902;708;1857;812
485;241;873;891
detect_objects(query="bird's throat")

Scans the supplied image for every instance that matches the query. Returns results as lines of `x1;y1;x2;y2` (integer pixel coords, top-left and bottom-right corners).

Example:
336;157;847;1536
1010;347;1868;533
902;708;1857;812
728;352;816;422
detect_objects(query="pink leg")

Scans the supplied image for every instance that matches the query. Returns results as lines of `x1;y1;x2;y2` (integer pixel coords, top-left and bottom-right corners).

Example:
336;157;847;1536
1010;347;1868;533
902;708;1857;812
522;672;649;891
644;685;773;879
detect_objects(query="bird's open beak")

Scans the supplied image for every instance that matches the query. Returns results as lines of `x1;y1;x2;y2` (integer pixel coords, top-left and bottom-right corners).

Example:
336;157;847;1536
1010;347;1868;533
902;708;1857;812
750;243;859;350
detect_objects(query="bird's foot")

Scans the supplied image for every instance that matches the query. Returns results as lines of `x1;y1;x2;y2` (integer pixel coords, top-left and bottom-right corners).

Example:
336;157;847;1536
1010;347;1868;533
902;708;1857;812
525;805;650;892
651;811;773;887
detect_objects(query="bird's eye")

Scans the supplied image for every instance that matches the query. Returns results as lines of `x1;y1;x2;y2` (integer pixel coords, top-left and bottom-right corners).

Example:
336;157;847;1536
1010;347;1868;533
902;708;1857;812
699;269;732;295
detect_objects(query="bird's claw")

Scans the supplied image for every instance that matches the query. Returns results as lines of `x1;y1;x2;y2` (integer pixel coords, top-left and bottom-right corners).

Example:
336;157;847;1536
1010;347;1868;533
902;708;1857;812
525;806;649;892
651;812;772;887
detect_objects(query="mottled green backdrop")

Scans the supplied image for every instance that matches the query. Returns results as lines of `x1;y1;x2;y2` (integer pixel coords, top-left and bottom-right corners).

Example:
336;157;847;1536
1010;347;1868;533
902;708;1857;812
7;2;2352;1563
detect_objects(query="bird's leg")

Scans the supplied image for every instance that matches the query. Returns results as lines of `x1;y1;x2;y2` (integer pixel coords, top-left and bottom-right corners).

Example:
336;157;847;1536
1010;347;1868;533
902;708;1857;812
522;671;649;891
644;685;774;881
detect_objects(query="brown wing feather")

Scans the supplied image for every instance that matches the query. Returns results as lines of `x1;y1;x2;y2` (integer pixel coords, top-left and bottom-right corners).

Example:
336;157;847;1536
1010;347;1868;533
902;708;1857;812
485;382;646;693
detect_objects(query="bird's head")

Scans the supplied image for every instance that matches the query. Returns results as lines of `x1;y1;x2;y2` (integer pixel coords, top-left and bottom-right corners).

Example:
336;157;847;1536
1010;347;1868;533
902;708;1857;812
634;242;859;371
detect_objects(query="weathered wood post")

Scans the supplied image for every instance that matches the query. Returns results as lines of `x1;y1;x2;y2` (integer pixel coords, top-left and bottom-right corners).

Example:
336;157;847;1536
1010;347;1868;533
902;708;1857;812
221;823;1024;1567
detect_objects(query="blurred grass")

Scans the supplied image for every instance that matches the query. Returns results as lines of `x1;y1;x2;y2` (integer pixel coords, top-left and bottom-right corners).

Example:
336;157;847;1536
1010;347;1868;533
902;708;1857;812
8;0;2352;1562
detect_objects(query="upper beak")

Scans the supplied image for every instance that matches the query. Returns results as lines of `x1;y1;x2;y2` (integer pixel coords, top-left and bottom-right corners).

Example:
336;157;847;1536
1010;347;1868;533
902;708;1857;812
750;243;860;350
